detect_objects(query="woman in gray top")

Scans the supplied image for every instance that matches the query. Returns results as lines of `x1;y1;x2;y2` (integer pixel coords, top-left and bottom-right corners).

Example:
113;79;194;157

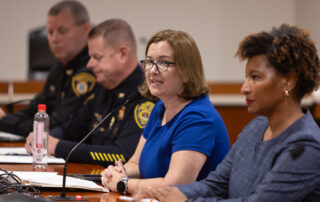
134;24;320;202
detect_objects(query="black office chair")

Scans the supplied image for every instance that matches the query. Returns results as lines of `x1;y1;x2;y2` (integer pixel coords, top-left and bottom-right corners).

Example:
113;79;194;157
28;25;56;80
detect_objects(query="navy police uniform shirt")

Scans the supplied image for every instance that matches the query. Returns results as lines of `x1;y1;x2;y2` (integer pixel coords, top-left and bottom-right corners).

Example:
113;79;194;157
0;47;96;137
52;66;155;167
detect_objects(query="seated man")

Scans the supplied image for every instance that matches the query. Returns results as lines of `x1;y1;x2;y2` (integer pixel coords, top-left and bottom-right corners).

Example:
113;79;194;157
0;0;96;137
25;19;155;167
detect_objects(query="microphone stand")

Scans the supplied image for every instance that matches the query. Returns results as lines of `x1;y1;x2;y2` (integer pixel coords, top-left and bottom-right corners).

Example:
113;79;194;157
50;94;137;201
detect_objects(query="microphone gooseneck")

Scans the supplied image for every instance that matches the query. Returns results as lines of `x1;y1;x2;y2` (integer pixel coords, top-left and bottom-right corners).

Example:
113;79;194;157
50;92;140;201
252;144;304;202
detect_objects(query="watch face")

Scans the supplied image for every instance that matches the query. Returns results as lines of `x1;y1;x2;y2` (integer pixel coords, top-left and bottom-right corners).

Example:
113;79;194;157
117;180;126;193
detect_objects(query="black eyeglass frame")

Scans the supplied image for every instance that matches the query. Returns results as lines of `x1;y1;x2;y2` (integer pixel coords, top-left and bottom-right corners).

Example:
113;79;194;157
140;60;175;72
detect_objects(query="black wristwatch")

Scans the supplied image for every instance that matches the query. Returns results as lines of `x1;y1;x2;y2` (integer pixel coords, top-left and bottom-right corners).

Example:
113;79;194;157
117;177;129;194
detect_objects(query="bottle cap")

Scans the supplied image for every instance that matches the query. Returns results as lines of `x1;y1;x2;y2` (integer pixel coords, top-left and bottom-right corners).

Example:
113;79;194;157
38;104;46;112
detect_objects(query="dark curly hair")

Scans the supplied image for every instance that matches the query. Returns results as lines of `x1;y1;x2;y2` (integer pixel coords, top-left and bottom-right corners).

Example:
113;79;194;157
236;24;320;102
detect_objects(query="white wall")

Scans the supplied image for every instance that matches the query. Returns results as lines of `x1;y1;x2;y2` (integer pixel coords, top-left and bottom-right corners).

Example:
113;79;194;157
296;0;320;54
0;0;315;82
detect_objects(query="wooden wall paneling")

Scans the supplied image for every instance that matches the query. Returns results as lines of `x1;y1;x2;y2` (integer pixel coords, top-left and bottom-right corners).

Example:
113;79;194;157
13;80;44;93
208;83;242;94
0;80;44;113
0;82;9;93
215;106;255;146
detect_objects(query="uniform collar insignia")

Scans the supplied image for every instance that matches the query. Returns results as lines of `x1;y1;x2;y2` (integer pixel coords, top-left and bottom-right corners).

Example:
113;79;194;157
66;69;73;76
50;85;55;93
94;113;102;121
118;92;125;98
109;116;115;130
118;106;126;121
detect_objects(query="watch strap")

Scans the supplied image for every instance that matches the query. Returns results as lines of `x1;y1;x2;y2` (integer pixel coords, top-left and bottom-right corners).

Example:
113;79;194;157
117;177;129;194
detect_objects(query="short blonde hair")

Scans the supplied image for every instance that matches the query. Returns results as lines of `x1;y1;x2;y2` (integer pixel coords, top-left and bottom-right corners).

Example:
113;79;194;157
88;19;137;55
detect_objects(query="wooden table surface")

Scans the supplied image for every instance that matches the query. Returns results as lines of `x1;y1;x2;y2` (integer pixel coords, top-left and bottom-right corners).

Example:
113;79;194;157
0;141;122;202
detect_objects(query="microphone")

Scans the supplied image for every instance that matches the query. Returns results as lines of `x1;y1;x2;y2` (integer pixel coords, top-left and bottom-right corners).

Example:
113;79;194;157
253;144;305;202
49;92;140;201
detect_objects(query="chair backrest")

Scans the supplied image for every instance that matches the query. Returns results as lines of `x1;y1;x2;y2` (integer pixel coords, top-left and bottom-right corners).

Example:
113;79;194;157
28;25;56;80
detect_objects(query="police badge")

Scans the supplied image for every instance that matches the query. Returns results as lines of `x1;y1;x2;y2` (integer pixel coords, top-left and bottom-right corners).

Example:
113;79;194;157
71;72;96;97
134;101;155;128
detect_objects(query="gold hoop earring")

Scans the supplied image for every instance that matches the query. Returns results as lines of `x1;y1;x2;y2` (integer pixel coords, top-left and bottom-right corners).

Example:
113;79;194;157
285;90;289;96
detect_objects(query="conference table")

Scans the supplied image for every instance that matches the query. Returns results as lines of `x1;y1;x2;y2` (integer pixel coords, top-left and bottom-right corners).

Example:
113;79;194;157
0;141;122;202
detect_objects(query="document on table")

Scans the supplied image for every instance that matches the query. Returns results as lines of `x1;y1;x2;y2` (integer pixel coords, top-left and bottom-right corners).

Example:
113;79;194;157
1;171;108;192
0;147;65;164
0;131;25;141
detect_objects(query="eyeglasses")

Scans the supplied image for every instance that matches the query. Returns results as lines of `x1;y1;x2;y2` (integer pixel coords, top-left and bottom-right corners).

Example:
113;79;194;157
140;60;175;72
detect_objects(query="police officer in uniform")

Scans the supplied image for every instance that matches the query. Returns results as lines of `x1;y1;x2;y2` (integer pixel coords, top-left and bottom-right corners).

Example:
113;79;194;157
0;1;96;137
25;19;155;167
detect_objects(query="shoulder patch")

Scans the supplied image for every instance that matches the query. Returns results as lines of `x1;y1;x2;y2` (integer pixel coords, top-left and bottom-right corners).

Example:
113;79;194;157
134;101;155;129
72;72;96;97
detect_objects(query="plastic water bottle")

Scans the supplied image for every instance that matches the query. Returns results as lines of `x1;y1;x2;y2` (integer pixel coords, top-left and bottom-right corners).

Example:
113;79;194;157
33;104;49;169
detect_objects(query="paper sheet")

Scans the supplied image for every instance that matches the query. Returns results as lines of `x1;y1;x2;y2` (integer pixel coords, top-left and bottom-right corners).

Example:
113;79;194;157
1;171;108;192
0;131;25;141
0;147;65;164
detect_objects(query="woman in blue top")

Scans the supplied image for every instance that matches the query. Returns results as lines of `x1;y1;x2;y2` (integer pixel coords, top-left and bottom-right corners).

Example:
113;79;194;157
101;30;230;194
135;24;320;202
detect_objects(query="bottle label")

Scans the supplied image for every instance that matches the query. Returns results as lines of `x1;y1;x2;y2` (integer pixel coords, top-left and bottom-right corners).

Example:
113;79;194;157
33;118;48;168
35;121;44;149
